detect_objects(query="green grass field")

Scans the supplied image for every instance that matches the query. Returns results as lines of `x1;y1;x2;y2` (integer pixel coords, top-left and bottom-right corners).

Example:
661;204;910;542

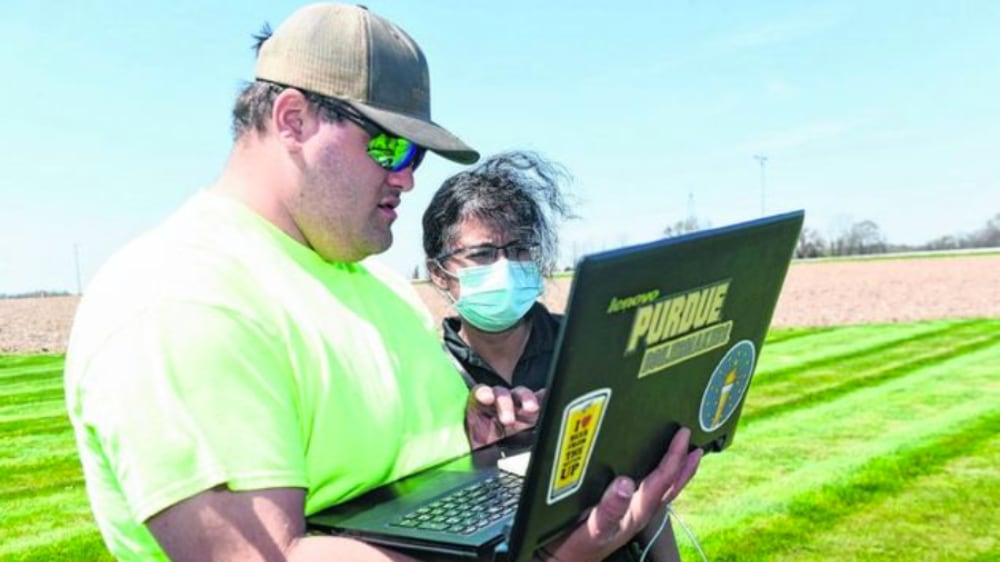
2;319;998;561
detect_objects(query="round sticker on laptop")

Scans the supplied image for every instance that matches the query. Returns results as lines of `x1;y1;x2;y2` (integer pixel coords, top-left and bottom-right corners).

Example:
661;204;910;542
699;340;756;432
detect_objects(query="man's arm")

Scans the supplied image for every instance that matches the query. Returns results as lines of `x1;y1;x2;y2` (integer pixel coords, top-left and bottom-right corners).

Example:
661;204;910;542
147;429;698;562
146;486;420;562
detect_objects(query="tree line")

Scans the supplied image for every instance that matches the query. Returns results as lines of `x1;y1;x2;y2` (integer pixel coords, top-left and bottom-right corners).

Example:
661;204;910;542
664;212;1000;259
0;290;73;300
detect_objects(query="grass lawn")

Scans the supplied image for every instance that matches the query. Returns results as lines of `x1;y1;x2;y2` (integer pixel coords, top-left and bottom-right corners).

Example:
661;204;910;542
674;318;1000;561
0;354;112;561
1;318;998;560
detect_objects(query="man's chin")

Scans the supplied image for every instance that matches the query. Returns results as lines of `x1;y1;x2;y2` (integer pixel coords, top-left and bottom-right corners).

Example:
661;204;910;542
360;233;393;259
373;233;393;255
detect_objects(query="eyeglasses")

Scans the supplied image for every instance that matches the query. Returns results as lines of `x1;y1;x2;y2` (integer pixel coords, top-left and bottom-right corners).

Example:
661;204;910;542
315;97;426;172
438;241;540;266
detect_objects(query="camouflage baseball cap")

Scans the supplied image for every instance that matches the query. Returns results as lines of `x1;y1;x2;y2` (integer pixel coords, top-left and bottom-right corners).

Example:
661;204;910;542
255;3;479;165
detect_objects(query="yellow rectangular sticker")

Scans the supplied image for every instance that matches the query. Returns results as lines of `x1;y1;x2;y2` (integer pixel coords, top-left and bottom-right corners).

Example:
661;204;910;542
547;388;612;504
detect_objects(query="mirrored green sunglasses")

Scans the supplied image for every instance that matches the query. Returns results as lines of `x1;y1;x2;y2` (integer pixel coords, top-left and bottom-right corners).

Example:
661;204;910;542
365;132;425;172
316;97;426;172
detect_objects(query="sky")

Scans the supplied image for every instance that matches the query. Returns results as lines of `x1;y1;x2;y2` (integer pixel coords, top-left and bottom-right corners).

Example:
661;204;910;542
1;0;998;294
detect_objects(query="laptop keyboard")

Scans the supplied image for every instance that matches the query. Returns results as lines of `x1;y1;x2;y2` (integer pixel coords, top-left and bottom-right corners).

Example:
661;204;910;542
389;471;523;535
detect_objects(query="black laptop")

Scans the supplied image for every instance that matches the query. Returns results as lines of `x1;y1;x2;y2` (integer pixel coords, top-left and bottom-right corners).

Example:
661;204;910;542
308;210;805;561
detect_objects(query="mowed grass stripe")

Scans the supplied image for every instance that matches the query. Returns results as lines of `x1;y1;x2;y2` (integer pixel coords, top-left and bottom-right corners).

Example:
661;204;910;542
681;412;1000;562
0;354;63;370
0;363;63;384
763;326;839;345
1;477;90;531
1;503;112;562
966;550;1000;562
0;385;64;409
0;363;63;383
756;319;984;384
1;453;84;502
0;413;73;439
675;340;999;535
1;473;85;504
0;398;67;422
778;432;1000;562
745;320;1000;420
757;320;966;374
0;486;96;548
3;531;113;562
1;430;79;471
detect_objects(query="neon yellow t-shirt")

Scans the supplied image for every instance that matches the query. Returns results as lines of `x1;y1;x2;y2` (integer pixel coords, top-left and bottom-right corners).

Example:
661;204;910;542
64;191;470;560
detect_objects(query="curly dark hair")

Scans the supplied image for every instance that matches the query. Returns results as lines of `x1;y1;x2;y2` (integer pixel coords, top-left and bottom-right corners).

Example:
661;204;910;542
422;151;576;275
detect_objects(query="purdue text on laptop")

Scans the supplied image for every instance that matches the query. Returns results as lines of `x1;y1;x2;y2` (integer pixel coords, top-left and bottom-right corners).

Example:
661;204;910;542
308;210;805;561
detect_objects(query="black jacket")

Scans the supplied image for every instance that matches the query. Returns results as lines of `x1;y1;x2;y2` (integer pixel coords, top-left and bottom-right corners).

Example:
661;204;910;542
442;302;561;391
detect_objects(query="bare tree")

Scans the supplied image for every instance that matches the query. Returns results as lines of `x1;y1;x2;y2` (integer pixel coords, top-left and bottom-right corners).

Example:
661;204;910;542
827;215;854;256
663;216;708;238
795;227;827;258
848;220;887;255
971;213;1000;247
827;217;886;256
925;234;961;251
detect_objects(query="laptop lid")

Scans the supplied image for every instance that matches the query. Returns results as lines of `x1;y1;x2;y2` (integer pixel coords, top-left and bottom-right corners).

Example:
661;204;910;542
307;210;803;560
504;210;803;560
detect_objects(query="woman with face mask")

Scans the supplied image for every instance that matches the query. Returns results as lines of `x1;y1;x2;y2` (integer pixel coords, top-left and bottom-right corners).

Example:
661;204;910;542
423;153;686;562
422;151;575;391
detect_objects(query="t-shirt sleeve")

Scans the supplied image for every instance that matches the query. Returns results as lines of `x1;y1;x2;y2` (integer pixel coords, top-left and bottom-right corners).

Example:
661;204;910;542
77;300;306;523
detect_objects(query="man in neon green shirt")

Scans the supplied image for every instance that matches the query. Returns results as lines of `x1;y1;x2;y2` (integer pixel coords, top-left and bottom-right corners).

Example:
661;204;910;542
64;4;702;561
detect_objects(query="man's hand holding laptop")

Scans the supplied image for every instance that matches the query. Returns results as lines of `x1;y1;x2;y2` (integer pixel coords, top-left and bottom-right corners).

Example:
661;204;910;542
468;384;703;561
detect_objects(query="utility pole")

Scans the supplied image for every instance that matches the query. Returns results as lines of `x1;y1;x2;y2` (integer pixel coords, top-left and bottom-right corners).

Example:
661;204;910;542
73;243;82;296
753;155;768;216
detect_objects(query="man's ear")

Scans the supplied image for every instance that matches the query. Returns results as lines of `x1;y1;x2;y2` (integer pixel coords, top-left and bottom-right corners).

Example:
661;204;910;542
271;89;317;151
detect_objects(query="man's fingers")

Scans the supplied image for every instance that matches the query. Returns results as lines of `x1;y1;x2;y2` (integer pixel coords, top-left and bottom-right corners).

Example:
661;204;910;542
665;426;692;461
679;447;702;488
663;447;702;503
658;426;693;479
632;427;694;517
587;477;634;543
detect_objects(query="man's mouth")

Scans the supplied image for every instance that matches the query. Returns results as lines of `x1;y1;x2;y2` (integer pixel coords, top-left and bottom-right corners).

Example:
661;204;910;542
378;198;400;219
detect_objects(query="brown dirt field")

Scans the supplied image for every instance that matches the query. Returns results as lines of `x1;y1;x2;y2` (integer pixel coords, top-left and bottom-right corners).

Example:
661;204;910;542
2;254;998;354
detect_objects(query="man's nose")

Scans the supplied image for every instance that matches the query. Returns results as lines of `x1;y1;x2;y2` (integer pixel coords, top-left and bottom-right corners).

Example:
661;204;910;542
387;165;415;192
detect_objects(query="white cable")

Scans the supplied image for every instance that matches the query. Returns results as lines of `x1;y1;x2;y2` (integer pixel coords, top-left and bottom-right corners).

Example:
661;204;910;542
639;504;709;562
638;504;672;562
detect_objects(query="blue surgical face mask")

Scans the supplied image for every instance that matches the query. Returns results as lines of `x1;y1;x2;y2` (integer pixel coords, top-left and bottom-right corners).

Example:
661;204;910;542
449;259;543;333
